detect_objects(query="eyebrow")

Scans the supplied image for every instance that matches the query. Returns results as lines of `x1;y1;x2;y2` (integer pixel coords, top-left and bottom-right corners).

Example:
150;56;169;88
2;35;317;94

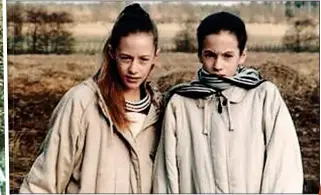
118;52;151;58
223;51;235;54
118;53;132;57
203;50;235;54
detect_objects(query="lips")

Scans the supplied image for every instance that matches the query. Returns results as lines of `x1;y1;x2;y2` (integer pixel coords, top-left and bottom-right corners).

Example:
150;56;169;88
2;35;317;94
216;74;226;77
125;75;141;83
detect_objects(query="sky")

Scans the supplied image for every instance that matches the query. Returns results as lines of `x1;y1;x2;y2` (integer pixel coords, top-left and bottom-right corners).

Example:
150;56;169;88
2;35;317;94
7;0;248;6
134;1;245;6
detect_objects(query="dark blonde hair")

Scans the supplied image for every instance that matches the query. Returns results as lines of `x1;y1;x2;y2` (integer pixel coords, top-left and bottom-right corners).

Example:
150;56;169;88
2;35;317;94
94;3;158;130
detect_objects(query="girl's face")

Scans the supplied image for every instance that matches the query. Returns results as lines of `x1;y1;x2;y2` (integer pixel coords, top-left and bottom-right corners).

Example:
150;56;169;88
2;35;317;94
199;30;246;77
111;32;159;91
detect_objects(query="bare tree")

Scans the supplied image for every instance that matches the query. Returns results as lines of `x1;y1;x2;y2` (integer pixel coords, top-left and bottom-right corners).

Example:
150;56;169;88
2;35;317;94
26;7;47;53
49;11;74;54
23;7;74;54
283;17;318;52
7;2;24;54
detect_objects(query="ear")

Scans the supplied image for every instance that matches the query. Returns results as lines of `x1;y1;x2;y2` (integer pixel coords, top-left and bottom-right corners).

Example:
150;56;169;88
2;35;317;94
108;44;115;60
152;48;161;65
238;47;247;65
155;48;161;57
154;48;161;59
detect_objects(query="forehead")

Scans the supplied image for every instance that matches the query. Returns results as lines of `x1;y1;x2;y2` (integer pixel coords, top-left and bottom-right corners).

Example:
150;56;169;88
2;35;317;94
117;32;155;55
202;31;239;52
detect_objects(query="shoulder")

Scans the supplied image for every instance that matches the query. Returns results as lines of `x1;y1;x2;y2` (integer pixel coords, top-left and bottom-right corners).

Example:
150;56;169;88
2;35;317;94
53;78;97;116
165;93;199;112
253;81;287;112
258;81;280;93
253;81;282;100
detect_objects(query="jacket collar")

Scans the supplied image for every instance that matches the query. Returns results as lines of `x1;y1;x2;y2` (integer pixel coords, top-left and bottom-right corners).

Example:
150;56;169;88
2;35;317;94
84;77;162;132
195;85;247;108
221;85;248;103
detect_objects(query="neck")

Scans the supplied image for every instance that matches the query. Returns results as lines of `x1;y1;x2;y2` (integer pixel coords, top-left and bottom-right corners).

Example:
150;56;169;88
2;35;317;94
124;88;141;102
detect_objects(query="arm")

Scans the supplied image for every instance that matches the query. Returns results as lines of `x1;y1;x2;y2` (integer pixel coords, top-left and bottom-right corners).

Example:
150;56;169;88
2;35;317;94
19;93;83;193
152;97;179;193
260;83;304;193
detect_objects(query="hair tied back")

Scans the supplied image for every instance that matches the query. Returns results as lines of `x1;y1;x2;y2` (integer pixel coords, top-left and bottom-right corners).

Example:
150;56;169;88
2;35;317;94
118;3;149;19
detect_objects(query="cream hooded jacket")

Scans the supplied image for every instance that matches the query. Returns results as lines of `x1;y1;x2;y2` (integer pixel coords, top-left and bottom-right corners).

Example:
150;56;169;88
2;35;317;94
20;78;163;193
153;81;303;193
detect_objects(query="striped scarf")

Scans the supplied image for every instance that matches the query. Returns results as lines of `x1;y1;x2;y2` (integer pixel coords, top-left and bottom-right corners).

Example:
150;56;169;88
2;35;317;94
125;92;151;114
167;66;265;100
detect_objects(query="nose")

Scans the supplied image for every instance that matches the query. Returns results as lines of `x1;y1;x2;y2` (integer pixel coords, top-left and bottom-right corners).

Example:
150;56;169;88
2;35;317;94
213;56;223;71
128;59;139;74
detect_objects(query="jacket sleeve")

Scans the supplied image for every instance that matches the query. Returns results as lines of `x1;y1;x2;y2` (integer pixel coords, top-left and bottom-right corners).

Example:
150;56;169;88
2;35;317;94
260;83;304;193
19;92;83;193
152;97;179;193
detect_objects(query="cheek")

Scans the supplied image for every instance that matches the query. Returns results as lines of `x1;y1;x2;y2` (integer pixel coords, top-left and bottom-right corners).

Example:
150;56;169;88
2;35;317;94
117;64;128;77
227;57;238;66
226;60;239;73
201;57;212;66
141;66;153;77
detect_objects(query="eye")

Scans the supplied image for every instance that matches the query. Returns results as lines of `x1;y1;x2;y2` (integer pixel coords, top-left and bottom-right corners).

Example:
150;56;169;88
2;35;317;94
119;55;132;63
223;54;233;59
120;56;130;60
204;52;216;59
139;57;151;65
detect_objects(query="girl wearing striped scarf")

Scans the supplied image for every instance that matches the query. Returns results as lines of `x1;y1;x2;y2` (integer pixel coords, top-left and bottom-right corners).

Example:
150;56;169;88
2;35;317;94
153;12;303;193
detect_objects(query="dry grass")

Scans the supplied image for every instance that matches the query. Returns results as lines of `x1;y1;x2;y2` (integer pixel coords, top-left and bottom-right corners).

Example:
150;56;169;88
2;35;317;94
9;52;318;95
8;52;319;193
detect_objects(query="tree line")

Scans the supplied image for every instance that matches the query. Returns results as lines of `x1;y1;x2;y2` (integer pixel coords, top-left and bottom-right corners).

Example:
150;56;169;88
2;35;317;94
7;3;74;54
8;1;318;24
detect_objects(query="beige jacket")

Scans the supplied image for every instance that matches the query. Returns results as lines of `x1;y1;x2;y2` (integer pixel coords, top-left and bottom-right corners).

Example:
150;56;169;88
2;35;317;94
153;81;303;193
20;78;163;193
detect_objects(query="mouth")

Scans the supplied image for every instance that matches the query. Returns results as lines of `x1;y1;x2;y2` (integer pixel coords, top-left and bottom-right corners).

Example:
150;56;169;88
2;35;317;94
125;76;141;83
216;74;226;77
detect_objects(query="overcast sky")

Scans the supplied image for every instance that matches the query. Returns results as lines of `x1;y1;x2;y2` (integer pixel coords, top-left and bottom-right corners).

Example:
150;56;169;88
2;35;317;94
133;1;245;6
7;0;248;6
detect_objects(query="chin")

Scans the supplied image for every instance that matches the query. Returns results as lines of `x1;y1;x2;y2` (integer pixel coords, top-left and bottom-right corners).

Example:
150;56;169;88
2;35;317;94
124;82;141;90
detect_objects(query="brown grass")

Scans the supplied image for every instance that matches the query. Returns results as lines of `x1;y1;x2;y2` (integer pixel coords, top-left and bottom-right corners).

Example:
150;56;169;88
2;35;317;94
8;52;319;193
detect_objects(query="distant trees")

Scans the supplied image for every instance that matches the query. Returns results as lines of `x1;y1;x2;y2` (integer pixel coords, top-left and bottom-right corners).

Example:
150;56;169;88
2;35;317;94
9;2;318;24
282;17;318;52
7;3;75;54
173;20;197;52
7;2;24;54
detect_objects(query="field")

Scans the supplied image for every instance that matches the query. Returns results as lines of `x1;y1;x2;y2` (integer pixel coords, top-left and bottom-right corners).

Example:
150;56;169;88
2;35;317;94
71;22;289;41
8;52;319;193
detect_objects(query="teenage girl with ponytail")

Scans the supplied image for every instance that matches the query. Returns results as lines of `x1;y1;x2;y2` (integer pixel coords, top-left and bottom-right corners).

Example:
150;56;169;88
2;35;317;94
20;3;162;193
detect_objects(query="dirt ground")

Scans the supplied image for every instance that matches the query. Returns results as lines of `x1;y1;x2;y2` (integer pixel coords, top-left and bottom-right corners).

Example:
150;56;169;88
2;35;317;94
8;52;319;193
